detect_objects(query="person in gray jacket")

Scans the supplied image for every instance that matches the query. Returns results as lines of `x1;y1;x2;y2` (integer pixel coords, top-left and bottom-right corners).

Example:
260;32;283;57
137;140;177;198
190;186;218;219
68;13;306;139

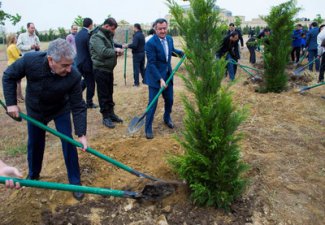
89;18;124;128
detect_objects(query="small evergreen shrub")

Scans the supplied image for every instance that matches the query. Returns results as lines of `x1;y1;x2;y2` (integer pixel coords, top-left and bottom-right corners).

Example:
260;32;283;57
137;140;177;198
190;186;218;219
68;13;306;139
167;0;249;209
261;0;300;93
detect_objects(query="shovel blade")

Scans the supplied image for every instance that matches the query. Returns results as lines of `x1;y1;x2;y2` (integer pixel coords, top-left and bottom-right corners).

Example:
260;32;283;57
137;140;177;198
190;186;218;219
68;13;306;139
139;181;179;201
128;115;145;134
294;68;303;76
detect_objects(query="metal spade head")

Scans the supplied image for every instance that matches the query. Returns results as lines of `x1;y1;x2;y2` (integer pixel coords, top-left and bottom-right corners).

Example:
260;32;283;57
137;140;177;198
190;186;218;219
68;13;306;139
294;67;304;76
127;115;145;134
139;181;178;201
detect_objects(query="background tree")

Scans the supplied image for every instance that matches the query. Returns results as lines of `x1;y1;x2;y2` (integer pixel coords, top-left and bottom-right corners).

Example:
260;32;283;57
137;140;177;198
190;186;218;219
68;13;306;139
234;16;242;28
0;1;21;26
313;14;324;25
73;15;83;27
167;0;248;209
261;0;300;92
57;27;67;38
19;26;26;34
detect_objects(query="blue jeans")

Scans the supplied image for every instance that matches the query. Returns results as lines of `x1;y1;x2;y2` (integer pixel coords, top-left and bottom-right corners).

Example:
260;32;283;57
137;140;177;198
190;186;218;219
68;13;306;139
226;53;237;81
27;112;81;185
308;49;320;71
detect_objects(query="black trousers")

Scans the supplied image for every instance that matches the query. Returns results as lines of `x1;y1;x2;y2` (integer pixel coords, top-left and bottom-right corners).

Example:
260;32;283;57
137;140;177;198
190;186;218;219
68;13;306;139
291;46;301;63
319;53;325;82
248;47;256;64
94;69;115;118
132;52;145;85
80;70;96;106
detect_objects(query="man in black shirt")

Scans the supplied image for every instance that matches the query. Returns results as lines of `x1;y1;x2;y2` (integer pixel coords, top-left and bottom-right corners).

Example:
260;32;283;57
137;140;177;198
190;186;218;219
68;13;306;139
3;38;87;200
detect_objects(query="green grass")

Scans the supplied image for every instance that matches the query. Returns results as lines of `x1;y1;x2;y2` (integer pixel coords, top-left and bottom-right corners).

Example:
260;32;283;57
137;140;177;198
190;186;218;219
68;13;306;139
6;144;27;156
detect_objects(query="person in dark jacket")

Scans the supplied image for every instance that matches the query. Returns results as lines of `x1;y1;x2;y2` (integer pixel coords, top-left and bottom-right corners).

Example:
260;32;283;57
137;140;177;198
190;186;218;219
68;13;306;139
246;34;257;64
291;24;303;63
216;32;240;81
306;22;320;71
227;23;244;47
2;38;88;200
89;18;124;129
75;17;97;109
123;23;146;86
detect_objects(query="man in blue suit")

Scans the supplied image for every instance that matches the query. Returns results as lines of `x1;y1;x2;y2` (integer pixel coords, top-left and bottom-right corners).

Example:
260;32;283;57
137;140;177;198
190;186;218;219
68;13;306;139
75;18;97;109
144;18;184;139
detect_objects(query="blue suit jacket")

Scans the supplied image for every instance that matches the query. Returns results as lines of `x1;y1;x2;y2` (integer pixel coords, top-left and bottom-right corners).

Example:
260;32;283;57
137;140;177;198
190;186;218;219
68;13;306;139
75;27;93;73
306;27;319;51
145;34;183;88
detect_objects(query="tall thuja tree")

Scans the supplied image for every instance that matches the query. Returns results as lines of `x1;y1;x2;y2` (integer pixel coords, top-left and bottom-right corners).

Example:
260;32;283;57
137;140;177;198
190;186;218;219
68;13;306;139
262;0;300;92
167;0;248;209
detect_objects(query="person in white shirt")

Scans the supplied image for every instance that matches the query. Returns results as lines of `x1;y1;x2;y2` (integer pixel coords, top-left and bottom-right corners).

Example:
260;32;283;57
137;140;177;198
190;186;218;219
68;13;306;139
17;22;40;56
317;24;325;82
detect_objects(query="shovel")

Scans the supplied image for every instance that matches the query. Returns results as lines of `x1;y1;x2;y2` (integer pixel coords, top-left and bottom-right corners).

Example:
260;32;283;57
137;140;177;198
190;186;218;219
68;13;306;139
296;50;307;65
123;29;128;86
299;81;325;94
0;99;160;182
128;55;186;134
293;58;318;76
0;176;177;200
228;59;263;81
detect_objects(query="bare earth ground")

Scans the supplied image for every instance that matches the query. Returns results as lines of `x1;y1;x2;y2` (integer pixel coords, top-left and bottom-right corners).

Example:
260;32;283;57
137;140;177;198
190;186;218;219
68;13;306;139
0;38;324;225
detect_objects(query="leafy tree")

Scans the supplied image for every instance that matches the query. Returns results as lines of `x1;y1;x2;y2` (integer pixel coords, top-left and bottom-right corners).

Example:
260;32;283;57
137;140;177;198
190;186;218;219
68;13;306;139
0;7;21;26
57;27;67;38
118;19;129;27
167;0;248;210
313;14;324;25
48;28;55;41
234;16;242;27
73;15;83;27
261;0;300;92
19;26;26;34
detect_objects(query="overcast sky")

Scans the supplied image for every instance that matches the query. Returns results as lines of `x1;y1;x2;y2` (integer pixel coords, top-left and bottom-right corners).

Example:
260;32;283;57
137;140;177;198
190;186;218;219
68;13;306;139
2;0;324;32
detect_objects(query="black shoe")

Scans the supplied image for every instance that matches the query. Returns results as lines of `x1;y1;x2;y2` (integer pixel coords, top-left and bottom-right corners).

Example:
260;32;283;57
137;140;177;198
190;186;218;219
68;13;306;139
103;118;115;128
133;84;139;87
109;114;123;123
87;103;98;109
164;119;174;129
26;175;40;180
72;192;85;201
146;132;154;139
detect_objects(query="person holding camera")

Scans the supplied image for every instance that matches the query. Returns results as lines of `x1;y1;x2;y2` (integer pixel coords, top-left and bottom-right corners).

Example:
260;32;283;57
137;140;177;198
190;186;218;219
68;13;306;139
17;22;40;56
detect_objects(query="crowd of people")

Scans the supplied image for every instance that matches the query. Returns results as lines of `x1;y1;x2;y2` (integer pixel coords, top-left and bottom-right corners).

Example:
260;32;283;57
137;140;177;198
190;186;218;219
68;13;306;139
1;17;183;200
219;22;325;83
2;17;324;200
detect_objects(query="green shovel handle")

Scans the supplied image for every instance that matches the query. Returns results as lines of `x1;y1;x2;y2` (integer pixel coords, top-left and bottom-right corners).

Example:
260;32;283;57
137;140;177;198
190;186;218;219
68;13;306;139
0;176;139;198
123;29;128;85
300;81;325;92
145;54;186;114
228;59;258;77
0;99;159;181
